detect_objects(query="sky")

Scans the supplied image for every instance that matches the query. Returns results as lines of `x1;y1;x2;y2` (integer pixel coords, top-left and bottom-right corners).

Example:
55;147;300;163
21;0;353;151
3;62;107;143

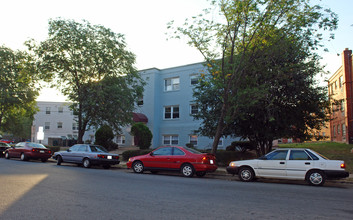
1;0;352;101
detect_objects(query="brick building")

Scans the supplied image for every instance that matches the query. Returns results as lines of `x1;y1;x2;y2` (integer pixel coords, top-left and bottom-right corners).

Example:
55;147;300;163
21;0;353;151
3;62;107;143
328;48;353;143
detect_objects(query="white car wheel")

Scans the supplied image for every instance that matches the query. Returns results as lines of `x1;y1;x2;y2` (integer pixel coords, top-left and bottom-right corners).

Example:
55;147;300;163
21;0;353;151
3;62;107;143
239;167;255;182
307;170;326;186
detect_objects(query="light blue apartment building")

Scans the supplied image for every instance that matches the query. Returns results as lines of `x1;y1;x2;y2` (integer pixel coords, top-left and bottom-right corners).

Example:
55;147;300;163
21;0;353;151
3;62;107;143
118;62;239;150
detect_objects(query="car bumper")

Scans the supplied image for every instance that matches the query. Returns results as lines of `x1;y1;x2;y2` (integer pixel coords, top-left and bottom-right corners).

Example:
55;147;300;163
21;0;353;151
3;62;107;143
324;170;349;179
90;158;120;166
28;152;52;159
226;166;240;175
193;164;218;172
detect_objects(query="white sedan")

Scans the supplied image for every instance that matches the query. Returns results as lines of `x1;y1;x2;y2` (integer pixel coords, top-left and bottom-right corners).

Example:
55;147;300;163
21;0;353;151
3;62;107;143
226;148;349;186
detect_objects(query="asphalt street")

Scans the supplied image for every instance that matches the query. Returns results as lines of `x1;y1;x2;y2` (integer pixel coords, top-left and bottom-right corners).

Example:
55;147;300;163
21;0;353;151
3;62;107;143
1;158;353;220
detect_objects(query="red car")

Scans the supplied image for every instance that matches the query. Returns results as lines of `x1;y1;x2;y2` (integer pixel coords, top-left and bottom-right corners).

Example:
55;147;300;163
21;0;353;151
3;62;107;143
127;146;217;177
4;142;52;162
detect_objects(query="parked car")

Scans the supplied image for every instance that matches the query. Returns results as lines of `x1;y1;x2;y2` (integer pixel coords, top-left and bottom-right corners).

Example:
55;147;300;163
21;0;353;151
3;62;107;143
126;146;217;177
52;144;120;169
0;142;11;157
4;142;52;162
0;139;13;144
227;148;349;186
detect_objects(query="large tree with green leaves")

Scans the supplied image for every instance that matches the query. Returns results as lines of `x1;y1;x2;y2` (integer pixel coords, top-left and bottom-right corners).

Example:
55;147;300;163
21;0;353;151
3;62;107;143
168;0;337;155
28;19;144;143
0;46;39;137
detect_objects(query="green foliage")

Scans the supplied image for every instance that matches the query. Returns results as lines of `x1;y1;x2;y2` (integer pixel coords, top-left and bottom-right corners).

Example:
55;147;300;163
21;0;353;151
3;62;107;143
122;149;152;161
28;18;144;143
168;0;337;155
130;123;152;149
95;124;118;151
0;46;39;137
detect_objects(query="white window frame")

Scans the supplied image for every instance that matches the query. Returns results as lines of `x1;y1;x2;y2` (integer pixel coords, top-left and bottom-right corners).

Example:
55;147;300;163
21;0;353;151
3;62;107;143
164;105;180;119
190;75;199;86
46;107;51;114
164;77;180;91
57;122;63;129
58;106;64;113
189;135;198;146
163;135;179;145
72;123;78;131
44;122;50;130
190;104;198;115
117;135;125;145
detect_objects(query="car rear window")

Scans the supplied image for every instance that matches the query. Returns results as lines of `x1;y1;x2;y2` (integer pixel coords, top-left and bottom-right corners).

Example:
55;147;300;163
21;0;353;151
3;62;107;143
89;145;108;153
27;143;47;149
184;147;202;154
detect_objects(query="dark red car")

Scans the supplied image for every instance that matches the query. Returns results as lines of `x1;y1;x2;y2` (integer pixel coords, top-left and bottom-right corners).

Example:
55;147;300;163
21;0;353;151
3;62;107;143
126;146;217;177
4;142;52;162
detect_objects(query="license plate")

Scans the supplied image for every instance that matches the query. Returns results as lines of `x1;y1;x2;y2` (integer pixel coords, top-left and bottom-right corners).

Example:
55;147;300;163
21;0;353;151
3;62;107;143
210;159;214;164
40;150;44;153
107;156;112;159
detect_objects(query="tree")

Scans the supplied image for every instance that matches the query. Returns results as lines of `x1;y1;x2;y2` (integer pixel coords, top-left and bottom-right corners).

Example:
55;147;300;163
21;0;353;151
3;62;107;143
0;46;39;137
95;124;118;151
130;122;152;149
168;0;337;155
28;19;144;143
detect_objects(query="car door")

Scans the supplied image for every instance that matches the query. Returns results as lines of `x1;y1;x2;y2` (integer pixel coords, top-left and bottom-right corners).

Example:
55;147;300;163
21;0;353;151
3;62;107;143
61;145;79;162
71;145;88;163
286;149;313;179
144;147;173;169
169;147;186;170
257;150;288;177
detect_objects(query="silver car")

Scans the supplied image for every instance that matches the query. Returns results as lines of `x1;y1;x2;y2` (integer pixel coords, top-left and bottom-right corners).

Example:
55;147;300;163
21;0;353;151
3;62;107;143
53;144;120;169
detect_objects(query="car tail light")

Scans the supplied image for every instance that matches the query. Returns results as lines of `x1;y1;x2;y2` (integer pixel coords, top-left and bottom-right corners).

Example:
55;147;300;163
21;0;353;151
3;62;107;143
97;154;107;159
202;156;210;164
341;163;346;168
48;150;52;154
113;156;119;160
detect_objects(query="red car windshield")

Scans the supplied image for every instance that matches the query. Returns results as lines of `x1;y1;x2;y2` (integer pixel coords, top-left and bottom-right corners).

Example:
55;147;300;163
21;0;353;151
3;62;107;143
27;143;47;149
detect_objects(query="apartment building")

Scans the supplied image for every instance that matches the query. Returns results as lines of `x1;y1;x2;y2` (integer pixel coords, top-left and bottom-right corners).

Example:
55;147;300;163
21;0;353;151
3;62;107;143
328;48;353;143
32;62;239;149
31;101;82;146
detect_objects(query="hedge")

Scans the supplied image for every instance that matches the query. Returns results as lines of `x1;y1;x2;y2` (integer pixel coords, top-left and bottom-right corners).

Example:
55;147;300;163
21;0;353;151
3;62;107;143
122;149;153;161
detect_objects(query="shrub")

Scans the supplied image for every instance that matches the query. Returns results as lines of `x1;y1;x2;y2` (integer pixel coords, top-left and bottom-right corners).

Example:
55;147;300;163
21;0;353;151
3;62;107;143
95;124;119;151
130;123;152;149
122;149;153;161
185;143;194;148
214;150;256;166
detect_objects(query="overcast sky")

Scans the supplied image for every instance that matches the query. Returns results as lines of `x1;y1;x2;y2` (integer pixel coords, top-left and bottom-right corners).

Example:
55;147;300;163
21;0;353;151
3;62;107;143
1;0;352;101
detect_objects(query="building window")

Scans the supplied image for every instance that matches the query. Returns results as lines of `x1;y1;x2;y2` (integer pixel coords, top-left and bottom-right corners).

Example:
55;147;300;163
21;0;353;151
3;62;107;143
215;138;223;146
339;75;343;88
72;123;78;130
117;135;125;145
137;96;143;106
190;75;199;85
45;122;50;130
334;81;337;89
337;124;340;134
163;135;178;145
58;106;63;113
46;107;51;114
189;135;198;146
341;100;345;112
164;77;180;91
164;106;179;119
342;124;346;135
57;122;63;129
333;126;336;137
190;104;198;115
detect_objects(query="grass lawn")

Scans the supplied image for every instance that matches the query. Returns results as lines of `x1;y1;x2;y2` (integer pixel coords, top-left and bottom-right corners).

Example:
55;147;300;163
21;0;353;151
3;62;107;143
278;142;353;174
